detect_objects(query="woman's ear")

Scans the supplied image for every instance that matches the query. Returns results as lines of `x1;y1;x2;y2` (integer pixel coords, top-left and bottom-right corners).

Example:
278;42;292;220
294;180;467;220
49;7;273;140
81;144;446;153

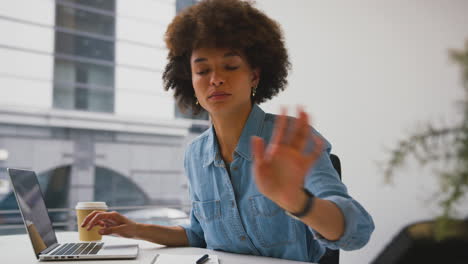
252;67;261;86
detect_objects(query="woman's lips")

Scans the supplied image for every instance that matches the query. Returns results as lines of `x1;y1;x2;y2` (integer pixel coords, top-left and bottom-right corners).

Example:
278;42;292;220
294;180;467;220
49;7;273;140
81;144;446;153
208;93;231;101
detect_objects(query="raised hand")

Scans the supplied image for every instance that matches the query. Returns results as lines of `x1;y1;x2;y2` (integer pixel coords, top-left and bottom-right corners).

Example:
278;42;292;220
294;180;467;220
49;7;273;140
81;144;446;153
251;107;324;211
81;211;137;238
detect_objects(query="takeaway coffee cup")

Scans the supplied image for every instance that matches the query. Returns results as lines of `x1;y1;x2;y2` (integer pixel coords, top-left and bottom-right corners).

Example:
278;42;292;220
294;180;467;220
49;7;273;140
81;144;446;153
76;202;108;241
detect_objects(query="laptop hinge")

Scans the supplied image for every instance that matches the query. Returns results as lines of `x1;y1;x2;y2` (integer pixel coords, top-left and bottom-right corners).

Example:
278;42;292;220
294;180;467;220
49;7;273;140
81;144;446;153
40;243;61;255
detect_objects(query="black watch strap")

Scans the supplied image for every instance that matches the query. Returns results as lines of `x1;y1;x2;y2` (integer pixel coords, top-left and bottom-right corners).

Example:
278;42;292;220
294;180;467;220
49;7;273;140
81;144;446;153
286;188;315;219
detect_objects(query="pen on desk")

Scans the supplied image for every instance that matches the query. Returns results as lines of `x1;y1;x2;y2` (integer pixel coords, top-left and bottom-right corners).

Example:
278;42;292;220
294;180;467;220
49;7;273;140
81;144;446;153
196;254;209;264
150;254;159;264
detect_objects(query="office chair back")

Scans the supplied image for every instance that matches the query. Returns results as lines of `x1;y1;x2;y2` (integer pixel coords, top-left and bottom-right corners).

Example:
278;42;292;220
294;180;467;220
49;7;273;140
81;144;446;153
318;154;341;264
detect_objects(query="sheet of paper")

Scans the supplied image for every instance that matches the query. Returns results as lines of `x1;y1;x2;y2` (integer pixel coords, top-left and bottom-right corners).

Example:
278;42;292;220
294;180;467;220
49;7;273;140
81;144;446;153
154;254;219;264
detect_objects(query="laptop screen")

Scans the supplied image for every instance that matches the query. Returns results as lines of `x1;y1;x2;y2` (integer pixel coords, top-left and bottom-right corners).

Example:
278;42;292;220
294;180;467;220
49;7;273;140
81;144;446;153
8;168;58;257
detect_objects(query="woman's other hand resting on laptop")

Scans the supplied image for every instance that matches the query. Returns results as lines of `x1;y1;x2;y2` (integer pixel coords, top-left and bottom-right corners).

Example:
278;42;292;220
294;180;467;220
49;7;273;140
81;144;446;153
81;211;189;246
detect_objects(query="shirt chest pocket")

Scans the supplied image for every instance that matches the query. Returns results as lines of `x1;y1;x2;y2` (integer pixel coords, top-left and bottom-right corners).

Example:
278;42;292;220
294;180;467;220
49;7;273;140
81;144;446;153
249;195;298;248
193;200;232;249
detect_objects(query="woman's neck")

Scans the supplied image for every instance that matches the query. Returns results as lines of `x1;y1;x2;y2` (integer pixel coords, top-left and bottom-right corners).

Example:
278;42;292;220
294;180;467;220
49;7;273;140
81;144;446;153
210;104;253;163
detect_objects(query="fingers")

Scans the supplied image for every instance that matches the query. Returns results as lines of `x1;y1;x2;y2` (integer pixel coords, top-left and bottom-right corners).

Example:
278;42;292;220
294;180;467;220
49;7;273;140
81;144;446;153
97;219;118;228
260;105;323;164
99;225;125;235
251;136;270;186
270;107;288;146
102;218;119;226
99;223;136;239
251;136;265;162
99;228;112;235
306;132;325;165
82;211;123;231
289;107;310;151
81;210;101;228
96;220;106;227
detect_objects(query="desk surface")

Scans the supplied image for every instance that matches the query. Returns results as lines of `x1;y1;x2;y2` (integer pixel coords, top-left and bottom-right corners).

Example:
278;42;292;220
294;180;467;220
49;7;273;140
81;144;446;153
0;232;316;264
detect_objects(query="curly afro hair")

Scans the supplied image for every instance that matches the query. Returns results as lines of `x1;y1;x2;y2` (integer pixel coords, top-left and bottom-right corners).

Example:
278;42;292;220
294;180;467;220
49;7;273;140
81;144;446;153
163;0;291;115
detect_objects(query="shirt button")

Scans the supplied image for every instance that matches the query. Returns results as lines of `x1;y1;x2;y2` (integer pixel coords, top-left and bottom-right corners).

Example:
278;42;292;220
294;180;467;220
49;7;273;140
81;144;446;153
233;167;238;171
240;236;246;241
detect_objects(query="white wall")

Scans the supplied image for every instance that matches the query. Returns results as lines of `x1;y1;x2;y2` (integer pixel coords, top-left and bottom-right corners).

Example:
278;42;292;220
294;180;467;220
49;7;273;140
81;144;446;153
255;1;468;263
0;0;55;25
0;0;54;109
115;0;176;119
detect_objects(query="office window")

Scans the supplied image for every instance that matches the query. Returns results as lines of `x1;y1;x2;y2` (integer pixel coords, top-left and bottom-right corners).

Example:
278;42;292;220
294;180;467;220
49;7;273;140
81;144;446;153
56;5;115;36
94;167;149;207
54;83;114;112
53;0;115;113
58;0;115;11
55;32;114;61
53;59;114;112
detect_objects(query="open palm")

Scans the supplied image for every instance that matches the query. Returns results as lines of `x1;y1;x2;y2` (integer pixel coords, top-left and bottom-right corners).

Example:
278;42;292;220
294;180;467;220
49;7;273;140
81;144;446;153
251;108;323;209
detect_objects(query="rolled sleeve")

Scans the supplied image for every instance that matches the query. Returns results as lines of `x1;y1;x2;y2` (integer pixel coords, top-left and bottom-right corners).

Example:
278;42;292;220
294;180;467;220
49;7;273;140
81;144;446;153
308;195;374;250
305;139;375;251
179;207;207;248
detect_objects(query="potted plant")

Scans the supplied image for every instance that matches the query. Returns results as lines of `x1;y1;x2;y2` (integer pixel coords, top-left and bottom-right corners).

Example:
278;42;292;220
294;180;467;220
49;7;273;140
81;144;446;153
372;41;468;264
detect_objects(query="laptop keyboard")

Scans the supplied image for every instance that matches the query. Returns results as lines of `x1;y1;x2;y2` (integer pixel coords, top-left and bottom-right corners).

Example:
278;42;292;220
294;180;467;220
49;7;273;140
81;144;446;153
51;242;103;256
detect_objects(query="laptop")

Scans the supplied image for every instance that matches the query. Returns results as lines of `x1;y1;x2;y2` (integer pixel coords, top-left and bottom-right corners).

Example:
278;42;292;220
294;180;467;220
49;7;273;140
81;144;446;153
7;168;139;261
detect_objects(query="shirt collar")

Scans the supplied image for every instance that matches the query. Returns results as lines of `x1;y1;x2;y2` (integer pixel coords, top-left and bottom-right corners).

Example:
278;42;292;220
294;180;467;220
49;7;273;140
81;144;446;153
203;104;266;167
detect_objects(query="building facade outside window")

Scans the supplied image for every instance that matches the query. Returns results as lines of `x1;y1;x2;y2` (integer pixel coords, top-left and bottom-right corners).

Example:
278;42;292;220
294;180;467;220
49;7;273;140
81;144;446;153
53;0;116;113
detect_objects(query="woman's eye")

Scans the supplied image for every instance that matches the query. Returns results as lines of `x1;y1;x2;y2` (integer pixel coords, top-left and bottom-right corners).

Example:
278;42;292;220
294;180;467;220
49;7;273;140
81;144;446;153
226;65;239;71
196;69;209;75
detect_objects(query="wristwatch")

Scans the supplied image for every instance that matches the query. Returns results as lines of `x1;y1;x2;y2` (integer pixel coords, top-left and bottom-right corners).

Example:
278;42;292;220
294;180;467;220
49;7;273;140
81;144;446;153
285;188;315;220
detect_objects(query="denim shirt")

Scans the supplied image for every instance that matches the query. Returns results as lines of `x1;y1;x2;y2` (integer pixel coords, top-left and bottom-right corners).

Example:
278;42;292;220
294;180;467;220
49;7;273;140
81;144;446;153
180;105;374;263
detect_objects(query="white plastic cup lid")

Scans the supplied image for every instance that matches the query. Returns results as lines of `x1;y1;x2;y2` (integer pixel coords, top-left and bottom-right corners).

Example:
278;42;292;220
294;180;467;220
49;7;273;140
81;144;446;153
75;202;108;210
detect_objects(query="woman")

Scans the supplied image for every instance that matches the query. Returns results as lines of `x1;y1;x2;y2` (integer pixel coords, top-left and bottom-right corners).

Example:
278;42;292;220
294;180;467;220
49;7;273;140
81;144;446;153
82;0;374;262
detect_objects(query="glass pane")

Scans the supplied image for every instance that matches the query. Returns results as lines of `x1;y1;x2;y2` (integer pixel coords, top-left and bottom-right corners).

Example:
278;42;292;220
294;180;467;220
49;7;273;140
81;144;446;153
56;5;115;36
53;84;75;110
59;0;115;11
54;59;114;87
87;88;114;112
94;167;148;207
54;84;113;113
75;87;89;110
55;31;114;61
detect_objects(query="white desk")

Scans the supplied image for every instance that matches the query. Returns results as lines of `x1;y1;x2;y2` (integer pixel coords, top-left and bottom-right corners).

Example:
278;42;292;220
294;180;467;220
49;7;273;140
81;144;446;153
1;232;316;263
